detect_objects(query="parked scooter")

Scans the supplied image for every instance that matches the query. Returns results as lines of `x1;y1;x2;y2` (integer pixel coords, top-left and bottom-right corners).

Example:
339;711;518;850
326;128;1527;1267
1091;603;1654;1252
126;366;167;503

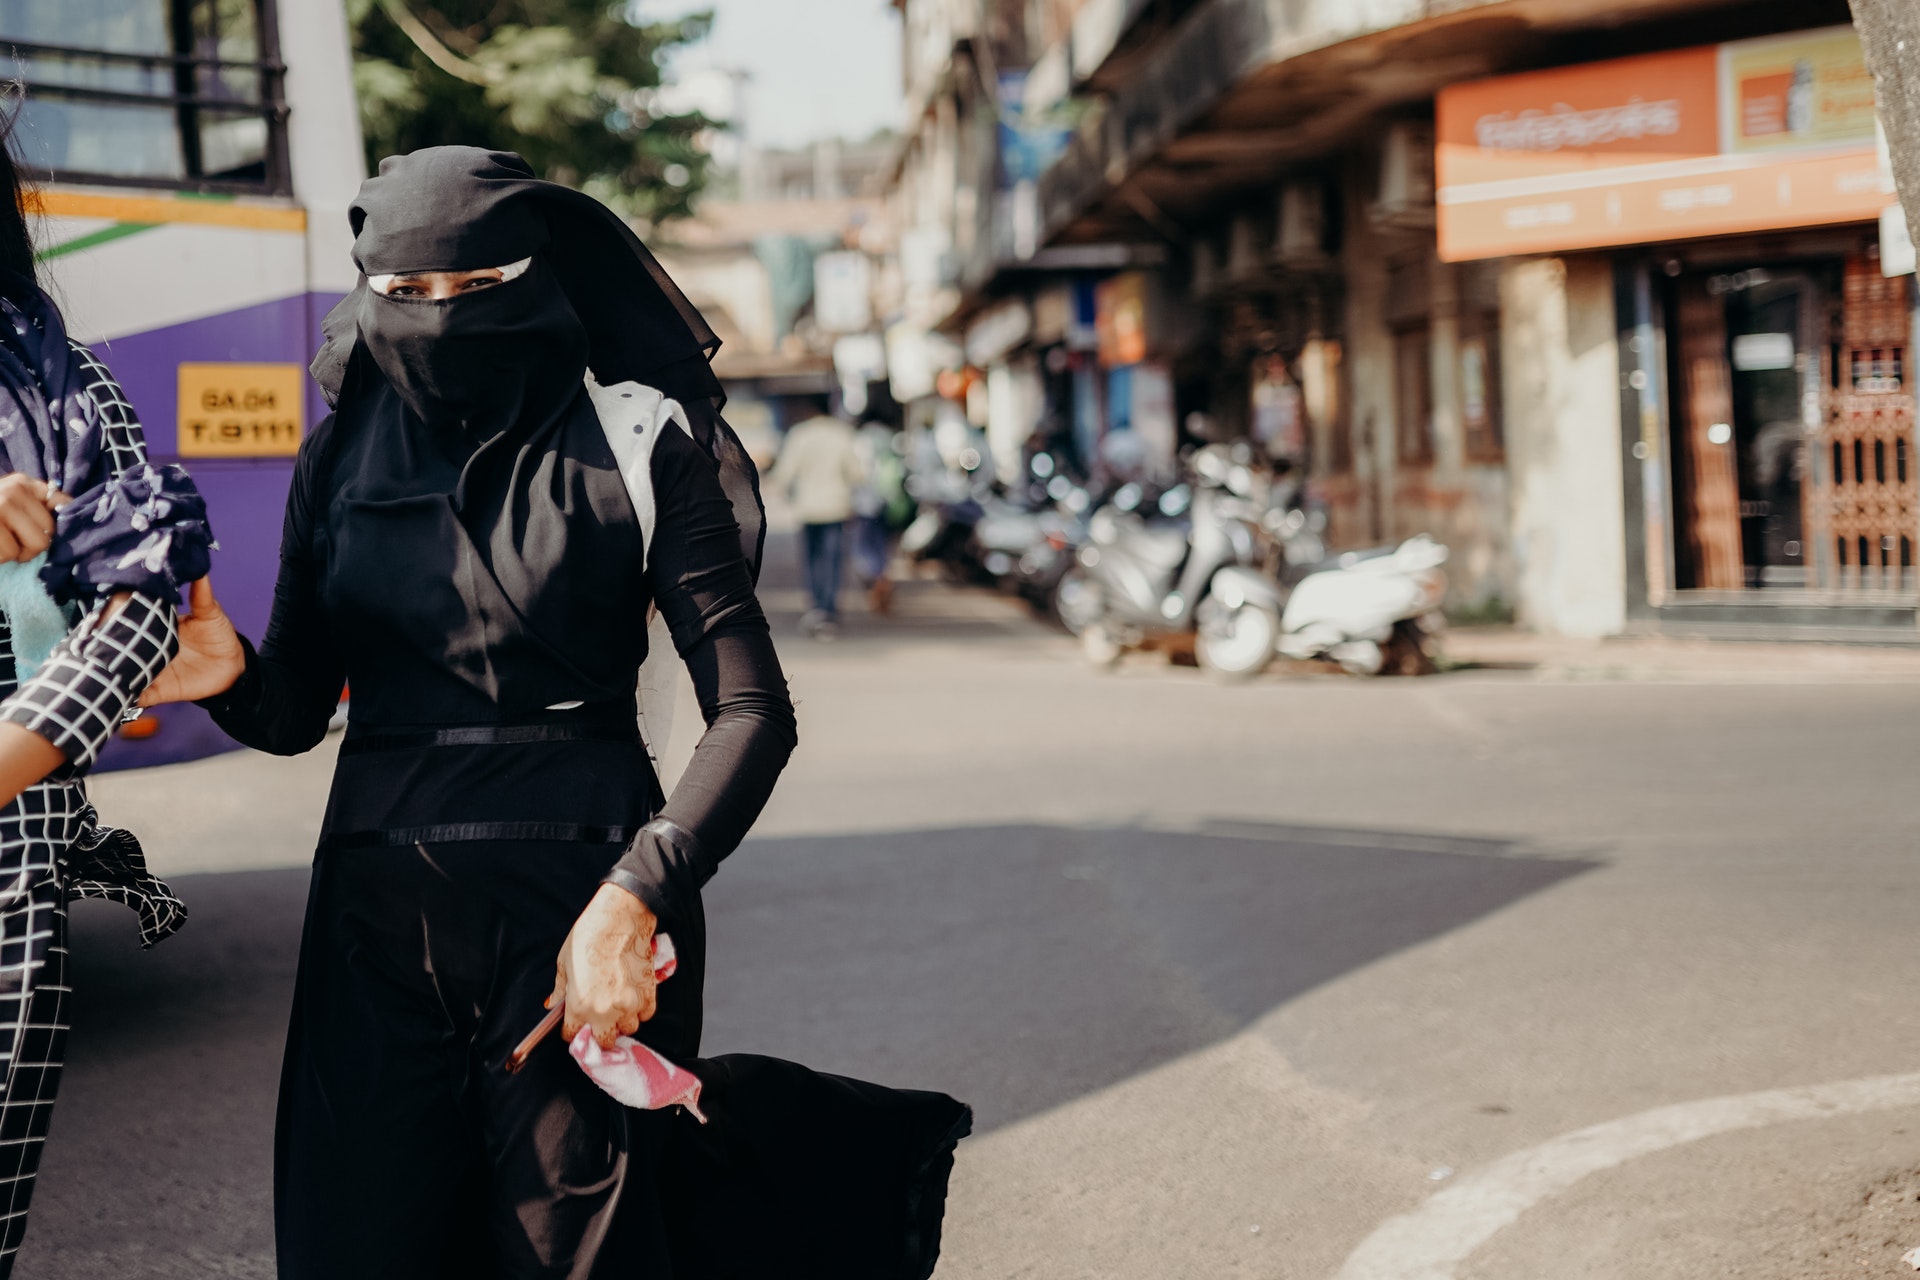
902;442;1101;625
1075;450;1259;666
1006;452;1101;626
1076;444;1449;678
971;492;1050;582
1203;534;1449;678
1048;474;1186;634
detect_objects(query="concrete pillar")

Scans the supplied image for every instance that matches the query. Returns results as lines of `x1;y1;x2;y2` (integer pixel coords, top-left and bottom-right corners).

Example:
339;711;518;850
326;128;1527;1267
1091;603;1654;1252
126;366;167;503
1429;259;1462;473
1342;203;1393;544
278;0;365;293
985;357;1042;481
1501;256;1627;637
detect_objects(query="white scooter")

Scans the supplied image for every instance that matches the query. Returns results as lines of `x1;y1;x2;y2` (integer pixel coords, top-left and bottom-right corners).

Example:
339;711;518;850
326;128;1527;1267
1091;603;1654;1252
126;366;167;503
1199;533;1450;679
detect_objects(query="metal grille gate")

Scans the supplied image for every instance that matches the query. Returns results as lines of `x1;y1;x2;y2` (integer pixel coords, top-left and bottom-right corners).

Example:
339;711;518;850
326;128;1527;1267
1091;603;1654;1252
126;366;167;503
1813;256;1916;592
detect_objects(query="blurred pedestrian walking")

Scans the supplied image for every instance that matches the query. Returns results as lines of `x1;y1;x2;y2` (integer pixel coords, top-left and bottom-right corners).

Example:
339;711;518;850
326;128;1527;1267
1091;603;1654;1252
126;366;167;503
770;396;864;638
0;128;208;1275
141;147;966;1280
851;418;909;614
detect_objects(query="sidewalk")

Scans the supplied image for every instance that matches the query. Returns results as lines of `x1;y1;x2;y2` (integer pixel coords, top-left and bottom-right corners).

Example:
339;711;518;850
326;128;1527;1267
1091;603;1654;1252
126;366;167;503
1442;626;1920;684
757;516;1920;685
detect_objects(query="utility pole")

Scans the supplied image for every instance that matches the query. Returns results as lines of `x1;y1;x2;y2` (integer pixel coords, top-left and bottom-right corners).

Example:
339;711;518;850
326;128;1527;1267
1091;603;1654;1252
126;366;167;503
1852;0;1920;231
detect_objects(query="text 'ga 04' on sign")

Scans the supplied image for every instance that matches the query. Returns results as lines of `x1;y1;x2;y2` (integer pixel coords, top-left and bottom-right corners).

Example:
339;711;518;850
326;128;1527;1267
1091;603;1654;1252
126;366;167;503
176;362;305;457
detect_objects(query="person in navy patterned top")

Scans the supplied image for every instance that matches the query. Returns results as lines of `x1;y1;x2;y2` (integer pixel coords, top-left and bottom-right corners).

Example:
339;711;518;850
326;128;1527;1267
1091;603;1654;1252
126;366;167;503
0;128;197;1275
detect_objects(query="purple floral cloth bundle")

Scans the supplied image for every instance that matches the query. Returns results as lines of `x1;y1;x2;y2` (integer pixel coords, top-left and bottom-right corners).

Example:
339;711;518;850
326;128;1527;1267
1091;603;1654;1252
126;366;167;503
0;273;214;610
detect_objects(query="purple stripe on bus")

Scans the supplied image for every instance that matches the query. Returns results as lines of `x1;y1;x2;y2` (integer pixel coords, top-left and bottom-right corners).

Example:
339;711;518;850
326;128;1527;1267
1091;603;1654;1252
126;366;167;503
89;292;346;457
83;292;347;770
93;702;242;773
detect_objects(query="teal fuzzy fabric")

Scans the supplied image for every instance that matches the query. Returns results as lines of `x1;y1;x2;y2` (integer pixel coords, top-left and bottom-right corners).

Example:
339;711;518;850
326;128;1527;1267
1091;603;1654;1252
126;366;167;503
0;556;73;680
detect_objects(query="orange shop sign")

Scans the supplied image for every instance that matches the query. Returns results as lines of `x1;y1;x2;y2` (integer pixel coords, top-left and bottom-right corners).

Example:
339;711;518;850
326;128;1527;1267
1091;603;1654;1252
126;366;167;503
1437;26;1887;262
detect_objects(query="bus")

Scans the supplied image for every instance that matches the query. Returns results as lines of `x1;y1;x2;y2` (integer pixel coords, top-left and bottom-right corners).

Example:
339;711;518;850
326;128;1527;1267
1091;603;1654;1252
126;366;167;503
1;0;364;767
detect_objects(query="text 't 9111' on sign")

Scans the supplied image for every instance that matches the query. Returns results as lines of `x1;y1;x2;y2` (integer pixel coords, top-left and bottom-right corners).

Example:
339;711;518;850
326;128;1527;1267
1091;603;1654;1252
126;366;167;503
176;362;305;457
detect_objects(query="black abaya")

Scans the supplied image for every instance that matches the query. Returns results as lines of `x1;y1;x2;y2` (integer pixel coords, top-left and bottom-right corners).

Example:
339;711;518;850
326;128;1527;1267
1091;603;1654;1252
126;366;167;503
203;146;967;1279
204;377;965;1278
277;837;703;1279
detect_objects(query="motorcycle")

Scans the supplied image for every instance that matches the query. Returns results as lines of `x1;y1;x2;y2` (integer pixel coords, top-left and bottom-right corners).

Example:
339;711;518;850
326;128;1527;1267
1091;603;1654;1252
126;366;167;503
903;445;1104;627
1007;453;1104;628
1076;444;1449;679
898;490;986;580
899;433;991;582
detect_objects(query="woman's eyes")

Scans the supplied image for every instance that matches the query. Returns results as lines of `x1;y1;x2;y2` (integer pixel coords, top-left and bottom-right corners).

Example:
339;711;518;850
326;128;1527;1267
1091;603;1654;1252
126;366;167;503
379;274;502;297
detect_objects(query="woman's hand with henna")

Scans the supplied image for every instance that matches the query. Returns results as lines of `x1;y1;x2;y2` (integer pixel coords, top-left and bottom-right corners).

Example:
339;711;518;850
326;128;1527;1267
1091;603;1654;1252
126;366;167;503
141;577;245;705
551;884;660;1049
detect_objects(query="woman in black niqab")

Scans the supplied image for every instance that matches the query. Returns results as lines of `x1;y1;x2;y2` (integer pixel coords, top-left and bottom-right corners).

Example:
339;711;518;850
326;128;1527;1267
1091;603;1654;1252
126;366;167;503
146;147;967;1279
314;146;766;573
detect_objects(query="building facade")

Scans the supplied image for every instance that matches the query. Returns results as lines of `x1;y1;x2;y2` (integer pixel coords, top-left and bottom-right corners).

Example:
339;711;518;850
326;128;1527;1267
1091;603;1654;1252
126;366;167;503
882;0;1914;641
654;134;898;463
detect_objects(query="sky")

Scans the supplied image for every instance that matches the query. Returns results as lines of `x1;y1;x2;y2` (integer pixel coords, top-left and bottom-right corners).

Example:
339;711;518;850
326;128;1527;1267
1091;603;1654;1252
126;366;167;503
641;0;904;150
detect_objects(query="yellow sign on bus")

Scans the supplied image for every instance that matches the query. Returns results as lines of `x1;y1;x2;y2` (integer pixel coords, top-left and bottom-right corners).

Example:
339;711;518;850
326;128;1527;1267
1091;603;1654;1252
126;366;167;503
177;362;304;457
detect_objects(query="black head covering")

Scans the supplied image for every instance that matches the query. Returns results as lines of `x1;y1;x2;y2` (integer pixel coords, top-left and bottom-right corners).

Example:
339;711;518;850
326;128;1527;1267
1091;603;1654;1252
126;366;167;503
316;147;721;408
313;146;764;579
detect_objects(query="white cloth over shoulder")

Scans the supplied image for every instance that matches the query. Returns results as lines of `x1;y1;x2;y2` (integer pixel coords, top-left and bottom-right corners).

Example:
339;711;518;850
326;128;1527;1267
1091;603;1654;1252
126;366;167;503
584;374;695;771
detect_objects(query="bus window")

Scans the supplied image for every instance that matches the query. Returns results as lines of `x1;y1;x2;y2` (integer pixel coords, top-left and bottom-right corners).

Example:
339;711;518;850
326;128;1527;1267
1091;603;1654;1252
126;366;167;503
0;0;287;192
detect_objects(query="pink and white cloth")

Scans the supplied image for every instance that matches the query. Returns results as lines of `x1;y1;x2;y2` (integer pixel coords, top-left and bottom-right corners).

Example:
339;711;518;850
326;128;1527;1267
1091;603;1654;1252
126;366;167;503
566;932;707;1123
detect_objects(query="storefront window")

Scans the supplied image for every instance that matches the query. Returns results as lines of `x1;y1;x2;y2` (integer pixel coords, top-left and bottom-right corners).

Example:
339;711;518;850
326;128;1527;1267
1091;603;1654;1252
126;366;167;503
1665;252;1914;595
0;0;286;191
1250;355;1306;464
1459;313;1502;462
1328;413;1355;473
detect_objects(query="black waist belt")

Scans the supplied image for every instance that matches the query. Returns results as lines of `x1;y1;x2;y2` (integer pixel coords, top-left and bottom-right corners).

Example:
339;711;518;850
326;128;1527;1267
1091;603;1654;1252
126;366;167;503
327;822;639;849
340;719;639;756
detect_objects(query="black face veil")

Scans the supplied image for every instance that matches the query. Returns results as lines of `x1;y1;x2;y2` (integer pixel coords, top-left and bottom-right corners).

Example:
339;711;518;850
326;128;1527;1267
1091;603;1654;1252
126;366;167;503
313;146;766;580
355;254;589;438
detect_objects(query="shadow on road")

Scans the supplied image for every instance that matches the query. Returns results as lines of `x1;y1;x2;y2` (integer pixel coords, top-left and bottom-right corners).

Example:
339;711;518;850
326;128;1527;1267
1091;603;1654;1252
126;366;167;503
25;820;1595;1277
700;821;1597;1129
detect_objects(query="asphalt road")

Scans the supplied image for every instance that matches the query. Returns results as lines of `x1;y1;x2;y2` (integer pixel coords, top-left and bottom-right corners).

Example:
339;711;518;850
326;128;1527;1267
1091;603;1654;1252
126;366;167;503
21;561;1920;1278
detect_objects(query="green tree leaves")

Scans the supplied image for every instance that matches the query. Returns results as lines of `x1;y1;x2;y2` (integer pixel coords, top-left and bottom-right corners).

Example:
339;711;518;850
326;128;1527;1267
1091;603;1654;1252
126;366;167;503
349;0;717;222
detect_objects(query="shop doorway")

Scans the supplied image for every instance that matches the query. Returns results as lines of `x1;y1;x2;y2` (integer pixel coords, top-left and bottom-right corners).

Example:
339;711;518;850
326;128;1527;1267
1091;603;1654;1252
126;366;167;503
1667;255;1917;595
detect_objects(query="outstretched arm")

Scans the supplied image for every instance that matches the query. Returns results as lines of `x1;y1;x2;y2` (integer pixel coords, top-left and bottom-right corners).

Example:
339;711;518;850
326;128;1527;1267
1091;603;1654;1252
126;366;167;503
148;424;346;754
0;725;63;807
554;422;798;1048
182;562;344;756
0;591;178;797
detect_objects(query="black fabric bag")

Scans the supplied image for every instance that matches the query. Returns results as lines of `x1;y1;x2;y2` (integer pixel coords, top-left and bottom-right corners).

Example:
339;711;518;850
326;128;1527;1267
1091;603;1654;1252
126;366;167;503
658;1056;971;1280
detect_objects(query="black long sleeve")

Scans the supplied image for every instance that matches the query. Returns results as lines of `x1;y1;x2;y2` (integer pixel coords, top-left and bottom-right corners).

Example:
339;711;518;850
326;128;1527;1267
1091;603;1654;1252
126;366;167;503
205;408;791;913
198;421;346;754
602;423;797;925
